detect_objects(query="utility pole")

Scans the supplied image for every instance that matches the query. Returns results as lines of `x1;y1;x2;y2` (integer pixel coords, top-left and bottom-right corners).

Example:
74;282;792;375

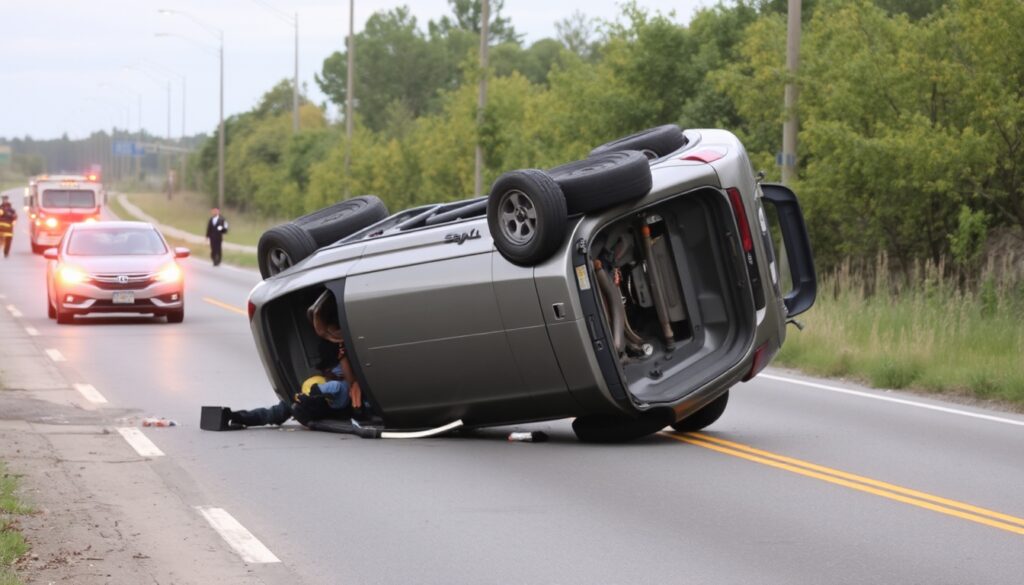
293;12;300;132
781;0;801;185
344;0;355;182
474;0;489;196
217;31;225;209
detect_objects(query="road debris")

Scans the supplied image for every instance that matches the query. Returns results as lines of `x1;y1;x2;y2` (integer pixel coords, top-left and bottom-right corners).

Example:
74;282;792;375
508;431;549;443
141;417;177;427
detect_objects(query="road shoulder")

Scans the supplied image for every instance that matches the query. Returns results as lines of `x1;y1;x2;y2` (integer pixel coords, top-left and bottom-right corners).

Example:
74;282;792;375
0;307;289;584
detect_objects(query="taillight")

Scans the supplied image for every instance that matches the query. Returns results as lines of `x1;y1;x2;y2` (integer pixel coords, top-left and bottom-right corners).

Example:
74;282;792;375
727;188;753;253
742;341;777;382
45;217;58;229
247;300;256;321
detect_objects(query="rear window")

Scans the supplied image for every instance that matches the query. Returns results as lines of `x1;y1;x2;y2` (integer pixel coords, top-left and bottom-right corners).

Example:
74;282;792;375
42;189;96;209
67;228;167;256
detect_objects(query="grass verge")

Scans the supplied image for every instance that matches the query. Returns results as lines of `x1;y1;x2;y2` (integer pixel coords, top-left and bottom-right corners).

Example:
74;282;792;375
1;462;30;585
775;259;1024;407
114;189;280;248
107;193;259;270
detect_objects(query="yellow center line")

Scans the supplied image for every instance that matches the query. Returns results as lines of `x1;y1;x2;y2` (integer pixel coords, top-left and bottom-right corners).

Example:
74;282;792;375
663;432;1024;536
202;296;247;317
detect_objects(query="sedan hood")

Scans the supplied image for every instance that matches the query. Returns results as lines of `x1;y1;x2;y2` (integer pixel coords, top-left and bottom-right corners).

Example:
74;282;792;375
64;254;173;275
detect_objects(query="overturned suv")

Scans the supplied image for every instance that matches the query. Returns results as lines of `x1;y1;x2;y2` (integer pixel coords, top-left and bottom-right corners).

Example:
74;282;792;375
248;126;816;441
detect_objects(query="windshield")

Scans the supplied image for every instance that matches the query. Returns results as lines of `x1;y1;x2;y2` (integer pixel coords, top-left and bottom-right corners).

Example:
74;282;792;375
67;228;168;256
41;189;96;209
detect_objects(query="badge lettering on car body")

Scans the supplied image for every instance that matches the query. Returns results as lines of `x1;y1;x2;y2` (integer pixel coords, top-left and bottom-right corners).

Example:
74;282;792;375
444;229;481;245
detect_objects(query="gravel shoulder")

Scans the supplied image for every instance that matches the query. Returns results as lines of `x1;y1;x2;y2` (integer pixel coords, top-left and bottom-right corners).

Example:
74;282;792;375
0;307;294;584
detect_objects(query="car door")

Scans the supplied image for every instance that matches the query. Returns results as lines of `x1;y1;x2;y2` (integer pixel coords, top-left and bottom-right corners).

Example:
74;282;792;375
340;219;551;428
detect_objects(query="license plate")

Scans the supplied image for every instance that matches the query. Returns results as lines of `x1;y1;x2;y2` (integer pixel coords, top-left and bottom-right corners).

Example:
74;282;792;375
112;291;135;305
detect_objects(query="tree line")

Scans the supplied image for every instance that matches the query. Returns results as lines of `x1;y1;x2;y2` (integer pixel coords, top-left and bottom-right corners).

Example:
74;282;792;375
187;0;1024;274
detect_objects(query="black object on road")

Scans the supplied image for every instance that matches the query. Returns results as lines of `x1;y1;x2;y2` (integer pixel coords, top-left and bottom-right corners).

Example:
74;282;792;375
200;406;242;431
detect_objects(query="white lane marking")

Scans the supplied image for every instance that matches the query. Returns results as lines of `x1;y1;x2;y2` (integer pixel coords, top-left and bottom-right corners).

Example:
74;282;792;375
6;304;22;317
44;348;65;362
195;507;281;563
25;326;39;336
74;383;108;404
115;427;165;457
761;374;1024;428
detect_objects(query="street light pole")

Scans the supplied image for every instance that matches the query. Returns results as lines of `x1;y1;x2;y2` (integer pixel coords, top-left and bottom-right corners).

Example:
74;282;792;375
157;9;225;207
218;32;225;209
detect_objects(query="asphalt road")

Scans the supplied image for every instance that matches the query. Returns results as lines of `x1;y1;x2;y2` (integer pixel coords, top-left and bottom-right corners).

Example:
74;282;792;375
2;192;1022;584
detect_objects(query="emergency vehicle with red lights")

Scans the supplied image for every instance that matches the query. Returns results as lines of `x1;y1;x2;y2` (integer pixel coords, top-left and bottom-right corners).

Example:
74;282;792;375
26;173;104;254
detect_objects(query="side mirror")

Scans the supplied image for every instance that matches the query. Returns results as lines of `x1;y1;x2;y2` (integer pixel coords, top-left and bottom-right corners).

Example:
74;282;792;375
43;248;58;260
174;247;191;259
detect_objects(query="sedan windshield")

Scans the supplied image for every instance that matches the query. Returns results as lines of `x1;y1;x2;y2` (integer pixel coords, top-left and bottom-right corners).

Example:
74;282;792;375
42;189;96;208
67;228;168;256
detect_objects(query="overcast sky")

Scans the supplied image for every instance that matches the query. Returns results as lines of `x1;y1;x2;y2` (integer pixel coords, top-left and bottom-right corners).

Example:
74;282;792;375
1;1;707;140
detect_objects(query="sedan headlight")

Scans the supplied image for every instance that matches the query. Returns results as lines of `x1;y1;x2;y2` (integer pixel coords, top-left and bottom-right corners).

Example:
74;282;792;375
44;217;58;229
58;266;89;284
155;263;182;283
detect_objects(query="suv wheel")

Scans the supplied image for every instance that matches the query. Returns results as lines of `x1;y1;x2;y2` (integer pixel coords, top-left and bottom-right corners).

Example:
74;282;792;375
548;150;652;214
257;222;319;279
670;391;729;433
589;124;685;159
294;195;389;247
487;170;567;266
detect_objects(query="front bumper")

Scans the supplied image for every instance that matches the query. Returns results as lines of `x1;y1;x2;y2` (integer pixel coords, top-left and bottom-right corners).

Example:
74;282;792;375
55;280;183;314
34;232;63;247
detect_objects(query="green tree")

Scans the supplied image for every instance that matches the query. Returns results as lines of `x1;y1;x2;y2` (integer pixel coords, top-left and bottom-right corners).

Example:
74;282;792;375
316;7;447;132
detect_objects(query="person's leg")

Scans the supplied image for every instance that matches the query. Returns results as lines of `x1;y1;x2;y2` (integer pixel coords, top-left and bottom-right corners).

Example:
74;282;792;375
211;238;221;266
2;235;10;257
229;400;292;426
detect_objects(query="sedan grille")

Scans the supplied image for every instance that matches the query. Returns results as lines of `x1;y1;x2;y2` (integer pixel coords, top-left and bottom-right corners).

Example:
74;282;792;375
91;273;155;290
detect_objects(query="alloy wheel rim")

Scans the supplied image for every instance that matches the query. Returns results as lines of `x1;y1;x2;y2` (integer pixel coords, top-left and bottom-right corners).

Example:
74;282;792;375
267;248;293;275
498;189;538;246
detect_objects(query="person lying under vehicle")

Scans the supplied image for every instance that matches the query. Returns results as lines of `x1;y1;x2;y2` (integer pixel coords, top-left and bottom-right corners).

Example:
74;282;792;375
228;292;365;427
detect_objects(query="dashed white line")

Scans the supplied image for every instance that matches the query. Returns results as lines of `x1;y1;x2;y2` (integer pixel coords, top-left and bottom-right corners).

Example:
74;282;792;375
195;507;281;563
6;304;22;318
44;348;65;362
761;373;1024;428
115;427;165;457
74;383;108;404
25;326;39;336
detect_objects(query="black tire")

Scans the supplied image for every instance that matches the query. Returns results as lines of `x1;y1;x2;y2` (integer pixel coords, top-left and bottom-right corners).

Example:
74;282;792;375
47;299;56;319
670;391;729;433
293;195;389;247
589;124;685;159
487;170;567;266
572;411;673;443
166;308;185;324
257;222;319;279
547;150;653;214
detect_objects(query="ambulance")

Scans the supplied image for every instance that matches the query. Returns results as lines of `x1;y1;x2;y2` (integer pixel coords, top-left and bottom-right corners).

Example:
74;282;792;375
26;174;104;253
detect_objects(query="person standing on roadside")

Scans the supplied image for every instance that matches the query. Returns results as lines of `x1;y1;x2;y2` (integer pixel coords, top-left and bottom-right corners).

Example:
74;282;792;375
0;195;17;258
205;207;229;266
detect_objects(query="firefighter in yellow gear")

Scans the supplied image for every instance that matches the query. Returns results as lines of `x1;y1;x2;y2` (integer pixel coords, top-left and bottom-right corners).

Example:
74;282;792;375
0;195;16;258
